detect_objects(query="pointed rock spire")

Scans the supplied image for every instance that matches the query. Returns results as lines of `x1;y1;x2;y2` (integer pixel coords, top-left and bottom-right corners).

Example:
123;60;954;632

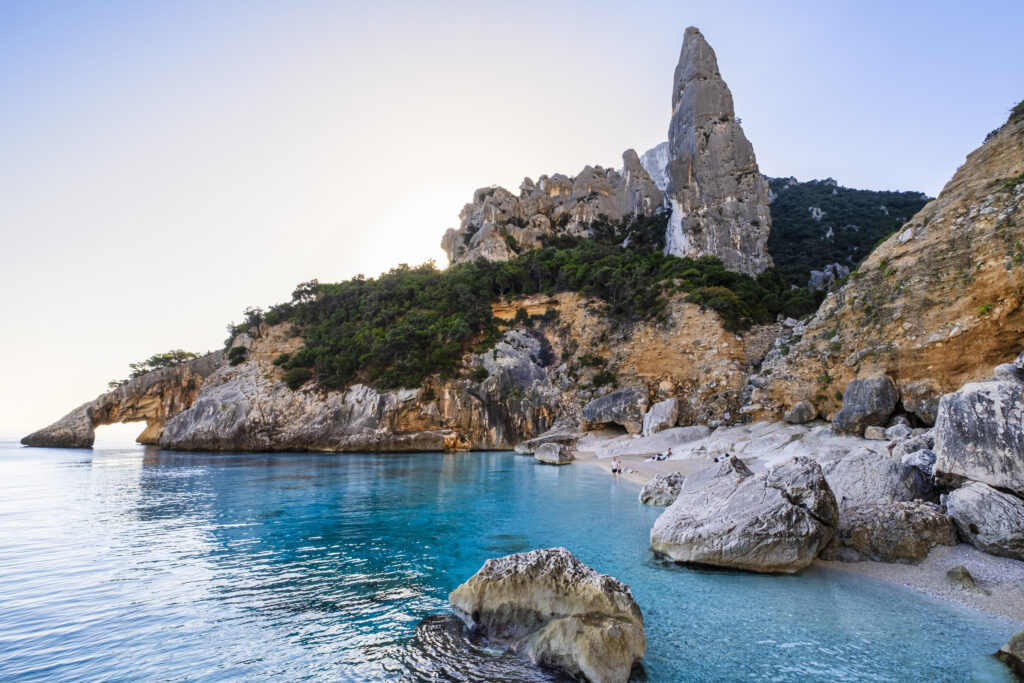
664;27;772;275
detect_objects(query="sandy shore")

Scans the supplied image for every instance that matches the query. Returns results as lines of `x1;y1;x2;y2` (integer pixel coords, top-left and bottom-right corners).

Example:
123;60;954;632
568;427;1024;625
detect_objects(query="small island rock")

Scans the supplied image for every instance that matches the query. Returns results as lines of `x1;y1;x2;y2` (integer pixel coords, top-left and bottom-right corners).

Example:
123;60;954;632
449;547;645;683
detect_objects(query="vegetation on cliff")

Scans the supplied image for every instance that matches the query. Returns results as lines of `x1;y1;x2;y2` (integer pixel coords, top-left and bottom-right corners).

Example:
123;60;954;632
236;214;822;391
767;178;931;287
107;349;201;389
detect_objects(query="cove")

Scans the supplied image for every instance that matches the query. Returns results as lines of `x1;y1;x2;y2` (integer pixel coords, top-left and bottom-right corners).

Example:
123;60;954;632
0;439;1019;681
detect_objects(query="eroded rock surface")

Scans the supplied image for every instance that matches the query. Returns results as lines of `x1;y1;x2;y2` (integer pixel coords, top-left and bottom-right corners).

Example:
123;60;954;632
22;352;226;448
996;630;1024;678
933;364;1024;496
821;448;925;509
650;456;837;573
582;386;649;435
663;27;772;275
820;501;956;564
642;398;679;436
945;482;1024;561
831;375;899;435
449;548;645;683
639;472;686;506
534;443;574;465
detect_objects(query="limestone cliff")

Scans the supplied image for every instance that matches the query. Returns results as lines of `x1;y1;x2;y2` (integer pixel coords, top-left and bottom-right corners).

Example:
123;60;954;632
441;151;664;264
754;106;1024;424
663;27;773;275
21;352;226;448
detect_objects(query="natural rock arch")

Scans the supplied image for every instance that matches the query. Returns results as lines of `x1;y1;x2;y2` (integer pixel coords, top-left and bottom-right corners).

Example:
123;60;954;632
21;352;225;448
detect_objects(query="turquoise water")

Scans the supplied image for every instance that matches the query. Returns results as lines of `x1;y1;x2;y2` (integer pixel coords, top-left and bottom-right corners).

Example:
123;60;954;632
0;437;1019;682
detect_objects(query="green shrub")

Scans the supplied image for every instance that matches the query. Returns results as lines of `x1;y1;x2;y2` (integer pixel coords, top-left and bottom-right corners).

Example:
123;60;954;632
578;354;604;367
977;303;993;316
469;367;489;382
283;367;314;390
227;346;248;366
592;370;617;388
272;353;291;366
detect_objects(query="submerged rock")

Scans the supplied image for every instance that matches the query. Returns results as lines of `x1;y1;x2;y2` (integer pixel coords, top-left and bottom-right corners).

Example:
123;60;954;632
832;375;899;435
449;548;645;683
639;472;686;506
945;482;1024;561
534;443;574;465
650;456;837;573
582;386;649;435
821;501;956;564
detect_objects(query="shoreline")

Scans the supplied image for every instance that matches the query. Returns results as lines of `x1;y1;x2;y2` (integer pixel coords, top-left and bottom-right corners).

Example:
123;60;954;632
568;440;1024;625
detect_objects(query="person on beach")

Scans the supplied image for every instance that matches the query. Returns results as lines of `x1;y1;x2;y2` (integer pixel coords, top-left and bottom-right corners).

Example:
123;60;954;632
611;457;621;476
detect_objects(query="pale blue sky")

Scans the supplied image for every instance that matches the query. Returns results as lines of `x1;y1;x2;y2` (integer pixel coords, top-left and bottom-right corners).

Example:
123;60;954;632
2;0;1022;432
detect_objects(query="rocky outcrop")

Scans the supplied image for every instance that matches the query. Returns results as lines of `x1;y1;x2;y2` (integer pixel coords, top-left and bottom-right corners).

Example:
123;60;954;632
642;398;678;436
933;358;1024;496
582;386;649;435
157;329;561;452
754;104;1024;424
820;501;956;563
449;548;645;683
831;375;899;435
945;482;1024;561
639;472;685;506
534;443;573;465
650;456;837;573
820;448;926;509
441;151;664;265
784;400;817;424
946;565;989;596
21;352;226;448
663;27;772;275
996;630;1024;678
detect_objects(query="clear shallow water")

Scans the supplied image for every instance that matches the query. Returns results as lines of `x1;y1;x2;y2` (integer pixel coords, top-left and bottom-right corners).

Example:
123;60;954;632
0;437;1020;682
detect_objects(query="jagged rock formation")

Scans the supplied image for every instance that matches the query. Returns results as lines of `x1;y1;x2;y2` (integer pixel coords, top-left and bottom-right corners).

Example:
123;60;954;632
650;456;838;573
754;102;1024;423
21;352;226;448
441;151;664;264
663;27;772;275
158;329;560;452
534;442;573;465
582;386;649;435
449;548;645;683
819;501;956;564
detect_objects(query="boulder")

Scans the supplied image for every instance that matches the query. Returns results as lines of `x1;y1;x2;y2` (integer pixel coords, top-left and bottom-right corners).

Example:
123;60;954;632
900;380;942;426
642;398;679;436
650;456;838;574
945;482;1024;560
821;449;925;509
864;426;887;440
534;443;574;465
832;375;899;435
946;565;989;596
582;386;649;435
933;374;1024;497
820;501;956;563
996;630;1024;678
784;400;817;425
515;429;582;455
449;548;645;683
885;423;913;440
639;472;686;506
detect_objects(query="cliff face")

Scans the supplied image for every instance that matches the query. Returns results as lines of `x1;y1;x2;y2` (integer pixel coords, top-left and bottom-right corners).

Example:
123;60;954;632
663;27;773;275
21;352;226;448
443;27;772;274
754;110;1024;423
441;151;664;264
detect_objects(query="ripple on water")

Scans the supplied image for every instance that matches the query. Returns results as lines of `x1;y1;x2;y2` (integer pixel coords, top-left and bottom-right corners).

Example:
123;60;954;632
0;444;1018;682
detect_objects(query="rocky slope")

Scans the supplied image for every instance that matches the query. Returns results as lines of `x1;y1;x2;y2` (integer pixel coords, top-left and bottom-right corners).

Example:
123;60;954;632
752;106;1024;425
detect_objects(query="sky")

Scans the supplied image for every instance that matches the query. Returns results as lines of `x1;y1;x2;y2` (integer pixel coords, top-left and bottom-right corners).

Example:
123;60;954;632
1;0;1022;434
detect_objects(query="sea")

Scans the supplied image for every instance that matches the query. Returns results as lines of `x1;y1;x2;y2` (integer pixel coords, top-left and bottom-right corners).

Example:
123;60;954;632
0;433;1020;682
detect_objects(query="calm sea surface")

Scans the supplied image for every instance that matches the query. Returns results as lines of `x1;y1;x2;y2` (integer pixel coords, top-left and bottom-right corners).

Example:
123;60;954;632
0;436;1020;682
